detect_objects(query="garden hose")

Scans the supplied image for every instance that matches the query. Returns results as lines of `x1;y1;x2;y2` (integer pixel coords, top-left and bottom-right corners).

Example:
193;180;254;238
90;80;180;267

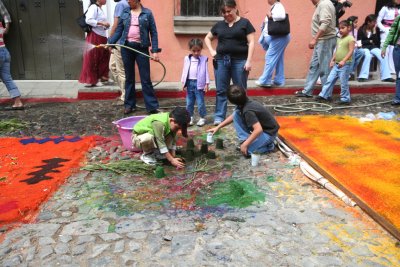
96;43;166;87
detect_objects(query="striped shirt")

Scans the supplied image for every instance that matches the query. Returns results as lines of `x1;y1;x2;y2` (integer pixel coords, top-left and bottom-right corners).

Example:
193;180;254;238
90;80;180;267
0;24;5;47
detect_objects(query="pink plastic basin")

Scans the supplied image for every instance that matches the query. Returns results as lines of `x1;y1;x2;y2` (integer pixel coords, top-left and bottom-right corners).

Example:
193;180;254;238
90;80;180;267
112;115;146;151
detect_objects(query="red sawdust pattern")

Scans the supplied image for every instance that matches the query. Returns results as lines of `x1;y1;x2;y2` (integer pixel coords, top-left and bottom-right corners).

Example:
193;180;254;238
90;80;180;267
0;137;95;227
277;116;400;230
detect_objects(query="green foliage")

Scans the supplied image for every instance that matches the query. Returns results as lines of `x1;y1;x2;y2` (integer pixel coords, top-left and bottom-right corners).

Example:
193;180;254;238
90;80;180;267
0;119;27;133
82;159;156;176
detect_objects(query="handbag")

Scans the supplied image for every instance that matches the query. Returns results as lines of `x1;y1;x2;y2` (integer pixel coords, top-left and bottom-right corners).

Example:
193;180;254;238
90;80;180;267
267;14;290;36
76;5;95;33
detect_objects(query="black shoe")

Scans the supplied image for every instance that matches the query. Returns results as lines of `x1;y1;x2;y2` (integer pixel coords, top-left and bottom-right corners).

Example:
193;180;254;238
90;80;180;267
391;101;400;106
148;109;160;114
382;78;395;82
349;73;355;81
335;100;351;105
357;78;368;82
294;90;312;98
315;96;332;102
124;107;136;115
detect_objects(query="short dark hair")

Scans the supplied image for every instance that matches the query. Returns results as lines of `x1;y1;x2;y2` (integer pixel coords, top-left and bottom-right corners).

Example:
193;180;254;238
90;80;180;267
170;107;190;137
227;85;248;106
188;38;203;49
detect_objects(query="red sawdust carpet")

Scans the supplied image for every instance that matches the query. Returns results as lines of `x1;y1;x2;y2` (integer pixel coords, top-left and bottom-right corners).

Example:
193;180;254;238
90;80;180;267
0;137;95;227
277;116;400;239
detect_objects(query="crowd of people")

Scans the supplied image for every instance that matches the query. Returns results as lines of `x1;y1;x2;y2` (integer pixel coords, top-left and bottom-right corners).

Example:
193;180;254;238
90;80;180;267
2;0;400;166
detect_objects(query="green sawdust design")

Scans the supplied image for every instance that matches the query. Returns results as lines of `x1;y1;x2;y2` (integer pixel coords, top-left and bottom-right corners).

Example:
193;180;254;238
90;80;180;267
196;180;265;208
0;119;28;133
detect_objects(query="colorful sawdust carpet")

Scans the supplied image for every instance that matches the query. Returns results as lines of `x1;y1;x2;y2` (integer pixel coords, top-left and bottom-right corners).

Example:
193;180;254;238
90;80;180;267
277;115;400;238
0;137;95;226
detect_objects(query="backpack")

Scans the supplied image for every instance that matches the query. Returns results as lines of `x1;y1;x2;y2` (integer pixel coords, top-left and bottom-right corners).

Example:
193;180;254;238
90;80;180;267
76;4;95;33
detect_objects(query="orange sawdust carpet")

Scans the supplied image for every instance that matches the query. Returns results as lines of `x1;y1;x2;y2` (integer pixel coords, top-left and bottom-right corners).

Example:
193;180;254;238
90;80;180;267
0;137;95;227
277;115;400;237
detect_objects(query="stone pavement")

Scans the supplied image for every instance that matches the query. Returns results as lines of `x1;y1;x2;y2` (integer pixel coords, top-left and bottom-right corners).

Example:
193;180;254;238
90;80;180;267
0;95;400;266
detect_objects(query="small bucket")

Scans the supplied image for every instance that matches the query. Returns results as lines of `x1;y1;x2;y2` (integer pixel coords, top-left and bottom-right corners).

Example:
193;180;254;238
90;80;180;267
112;115;146;151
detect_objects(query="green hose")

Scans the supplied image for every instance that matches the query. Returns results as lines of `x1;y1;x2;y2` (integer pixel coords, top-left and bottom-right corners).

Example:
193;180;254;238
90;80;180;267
97;43;166;87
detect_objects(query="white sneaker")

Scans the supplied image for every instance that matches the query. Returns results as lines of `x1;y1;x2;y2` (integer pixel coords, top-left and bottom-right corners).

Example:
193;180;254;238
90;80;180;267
189;117;194;126
140;153;157;165
196;118;206;127
213;120;222;126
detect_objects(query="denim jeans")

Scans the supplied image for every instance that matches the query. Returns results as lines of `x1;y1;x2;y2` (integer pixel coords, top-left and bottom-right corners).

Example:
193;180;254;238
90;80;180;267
258;34;291;86
214;59;248;122
319;62;352;102
302;37;337;96
393;46;400;103
358;48;391;80
351;48;365;74
185;79;206;118
232;110;276;155
0;47;21;99
121;41;159;112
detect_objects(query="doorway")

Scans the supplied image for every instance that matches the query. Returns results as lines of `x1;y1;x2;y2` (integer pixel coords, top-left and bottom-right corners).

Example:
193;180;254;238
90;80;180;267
3;0;85;80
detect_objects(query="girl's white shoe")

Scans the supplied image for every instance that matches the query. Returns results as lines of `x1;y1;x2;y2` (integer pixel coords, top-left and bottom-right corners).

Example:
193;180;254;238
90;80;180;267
196;118;206;127
189;117;194;126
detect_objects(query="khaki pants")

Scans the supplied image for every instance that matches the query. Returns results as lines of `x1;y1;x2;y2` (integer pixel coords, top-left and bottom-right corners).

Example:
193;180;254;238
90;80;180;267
109;46;126;101
132;133;174;154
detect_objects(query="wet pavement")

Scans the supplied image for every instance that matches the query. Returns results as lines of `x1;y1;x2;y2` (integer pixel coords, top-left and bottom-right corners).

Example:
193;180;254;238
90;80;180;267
0;94;400;266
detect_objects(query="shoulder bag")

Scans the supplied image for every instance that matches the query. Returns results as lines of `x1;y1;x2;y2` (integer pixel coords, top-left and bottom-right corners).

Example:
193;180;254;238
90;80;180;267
76;4;96;33
267;5;290;36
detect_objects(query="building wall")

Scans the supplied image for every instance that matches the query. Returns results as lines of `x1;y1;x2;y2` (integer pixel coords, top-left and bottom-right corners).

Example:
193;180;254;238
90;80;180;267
98;0;376;82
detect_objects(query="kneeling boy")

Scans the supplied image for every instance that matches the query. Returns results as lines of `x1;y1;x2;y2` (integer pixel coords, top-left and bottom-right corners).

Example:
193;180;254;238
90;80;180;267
132;107;190;168
208;85;279;156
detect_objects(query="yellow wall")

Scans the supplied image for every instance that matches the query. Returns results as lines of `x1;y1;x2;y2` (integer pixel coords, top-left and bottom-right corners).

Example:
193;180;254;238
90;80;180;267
141;0;376;81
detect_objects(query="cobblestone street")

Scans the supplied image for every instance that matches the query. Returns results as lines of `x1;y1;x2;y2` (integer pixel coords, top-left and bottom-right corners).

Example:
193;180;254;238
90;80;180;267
1;95;400;266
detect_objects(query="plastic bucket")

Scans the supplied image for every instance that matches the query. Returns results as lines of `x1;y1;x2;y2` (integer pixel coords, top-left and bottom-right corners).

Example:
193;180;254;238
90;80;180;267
112;115;146;151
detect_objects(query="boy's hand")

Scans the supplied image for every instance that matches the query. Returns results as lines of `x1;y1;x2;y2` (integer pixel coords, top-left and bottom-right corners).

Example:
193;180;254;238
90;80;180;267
207;127;218;135
338;61;345;68
171;157;185;169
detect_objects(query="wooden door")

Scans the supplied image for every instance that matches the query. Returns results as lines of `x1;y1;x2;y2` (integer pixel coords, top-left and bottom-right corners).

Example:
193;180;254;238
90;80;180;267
3;0;85;80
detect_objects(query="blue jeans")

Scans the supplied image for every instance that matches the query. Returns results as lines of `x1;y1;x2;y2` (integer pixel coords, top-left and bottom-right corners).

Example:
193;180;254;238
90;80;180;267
258;34;291;86
319;62;351;102
185;79;206;118
214;58;248;122
351;48;365;74
302;37;337;96
358;48;391;80
0;47;21;99
121;41;159;112
393;46;400;103
232;110;276;154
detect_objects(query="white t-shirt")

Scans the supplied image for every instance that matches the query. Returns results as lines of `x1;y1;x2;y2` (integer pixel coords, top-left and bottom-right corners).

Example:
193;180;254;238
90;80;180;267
262;2;286;37
85;4;108;37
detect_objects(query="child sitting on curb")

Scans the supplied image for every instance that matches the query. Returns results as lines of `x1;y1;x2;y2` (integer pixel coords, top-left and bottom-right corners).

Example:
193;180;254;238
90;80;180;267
132;107;190;168
207;85;279;157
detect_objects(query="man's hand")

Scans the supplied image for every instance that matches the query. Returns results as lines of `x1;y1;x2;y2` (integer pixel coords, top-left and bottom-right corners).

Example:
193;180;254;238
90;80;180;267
207;127;219;135
338;60;345;68
152;52;160;62
240;142;249;156
329;60;335;68
309;38;317;49
170;157;185;169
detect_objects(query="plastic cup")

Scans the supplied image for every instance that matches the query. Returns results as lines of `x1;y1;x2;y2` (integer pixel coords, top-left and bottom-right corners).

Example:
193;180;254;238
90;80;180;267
251;153;261;167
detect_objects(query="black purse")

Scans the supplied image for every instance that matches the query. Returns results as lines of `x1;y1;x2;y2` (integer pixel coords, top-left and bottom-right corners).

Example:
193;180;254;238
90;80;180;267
76;5;95;33
268;14;290;36
267;5;290;36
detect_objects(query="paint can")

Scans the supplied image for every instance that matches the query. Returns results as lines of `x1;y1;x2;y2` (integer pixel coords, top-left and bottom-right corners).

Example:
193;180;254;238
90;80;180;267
207;132;214;144
251;153;261;167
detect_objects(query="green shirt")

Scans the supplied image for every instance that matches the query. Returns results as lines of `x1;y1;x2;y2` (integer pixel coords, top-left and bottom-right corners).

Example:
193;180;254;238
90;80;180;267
335;35;354;63
383;15;400;52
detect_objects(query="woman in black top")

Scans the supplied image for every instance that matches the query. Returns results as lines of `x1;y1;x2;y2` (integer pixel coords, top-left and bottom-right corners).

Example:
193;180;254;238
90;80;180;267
204;0;255;125
357;14;394;82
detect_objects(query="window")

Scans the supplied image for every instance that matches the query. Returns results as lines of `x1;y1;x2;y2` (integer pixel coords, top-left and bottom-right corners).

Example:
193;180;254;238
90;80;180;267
178;0;222;17
174;0;223;34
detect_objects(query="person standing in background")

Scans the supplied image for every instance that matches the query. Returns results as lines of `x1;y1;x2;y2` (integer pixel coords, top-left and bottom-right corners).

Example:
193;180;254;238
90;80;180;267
377;0;400;74
204;0;255;126
109;0;129;105
295;0;336;98
0;0;24;110
79;0;111;87
256;0;290;88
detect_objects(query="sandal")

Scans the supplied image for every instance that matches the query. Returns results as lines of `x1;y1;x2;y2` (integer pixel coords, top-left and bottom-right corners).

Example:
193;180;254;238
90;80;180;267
3;106;24;111
294;90;312;98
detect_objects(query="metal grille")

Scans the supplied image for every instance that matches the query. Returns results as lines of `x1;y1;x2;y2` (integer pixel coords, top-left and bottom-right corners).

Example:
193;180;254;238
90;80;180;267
177;0;222;16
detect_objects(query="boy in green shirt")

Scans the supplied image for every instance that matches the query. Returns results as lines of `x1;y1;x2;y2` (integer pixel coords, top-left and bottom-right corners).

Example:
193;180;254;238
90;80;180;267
316;20;355;104
132;107;189;168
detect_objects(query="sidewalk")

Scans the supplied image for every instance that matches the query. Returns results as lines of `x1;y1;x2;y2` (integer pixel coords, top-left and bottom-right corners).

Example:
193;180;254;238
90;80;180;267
0;79;396;103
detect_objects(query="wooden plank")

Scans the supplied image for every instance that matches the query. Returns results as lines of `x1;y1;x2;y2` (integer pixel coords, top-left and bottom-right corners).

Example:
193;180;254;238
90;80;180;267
278;134;400;241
